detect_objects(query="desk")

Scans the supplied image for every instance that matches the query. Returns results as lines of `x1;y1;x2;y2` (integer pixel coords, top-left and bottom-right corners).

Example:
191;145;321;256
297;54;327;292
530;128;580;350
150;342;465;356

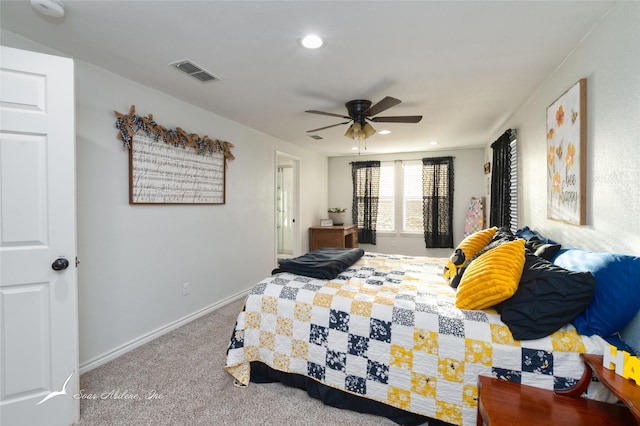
309;225;358;251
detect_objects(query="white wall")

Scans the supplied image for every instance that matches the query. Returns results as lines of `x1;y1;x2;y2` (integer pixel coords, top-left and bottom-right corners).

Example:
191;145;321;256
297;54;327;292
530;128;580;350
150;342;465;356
1;30;328;370
487;2;640;256
328;148;486;257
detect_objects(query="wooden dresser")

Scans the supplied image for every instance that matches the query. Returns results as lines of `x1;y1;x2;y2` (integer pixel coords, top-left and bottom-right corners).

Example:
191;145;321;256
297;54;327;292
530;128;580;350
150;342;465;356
309;224;358;251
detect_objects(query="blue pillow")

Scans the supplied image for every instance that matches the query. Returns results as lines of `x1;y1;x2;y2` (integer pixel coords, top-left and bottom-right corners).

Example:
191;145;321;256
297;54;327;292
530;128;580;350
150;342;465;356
620;310;640;356
552;248;640;337
515;226;557;244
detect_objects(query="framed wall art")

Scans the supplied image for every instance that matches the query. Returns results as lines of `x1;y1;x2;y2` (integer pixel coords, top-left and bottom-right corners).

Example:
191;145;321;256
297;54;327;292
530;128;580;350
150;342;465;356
114;105;235;205
546;78;586;225
129;133;226;204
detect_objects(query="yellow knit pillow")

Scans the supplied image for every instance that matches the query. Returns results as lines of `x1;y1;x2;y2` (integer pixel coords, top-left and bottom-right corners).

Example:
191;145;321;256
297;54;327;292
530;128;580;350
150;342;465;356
455;238;526;310
457;227;498;261
443;227;498;281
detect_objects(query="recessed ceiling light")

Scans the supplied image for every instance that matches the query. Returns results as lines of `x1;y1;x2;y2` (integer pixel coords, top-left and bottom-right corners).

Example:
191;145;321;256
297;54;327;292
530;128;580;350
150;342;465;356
300;34;324;49
378;130;391;135
429;141;439;145
351;146;359;151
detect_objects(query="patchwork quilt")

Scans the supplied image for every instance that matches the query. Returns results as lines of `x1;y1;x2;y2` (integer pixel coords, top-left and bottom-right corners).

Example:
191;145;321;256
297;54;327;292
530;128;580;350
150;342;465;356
225;253;608;426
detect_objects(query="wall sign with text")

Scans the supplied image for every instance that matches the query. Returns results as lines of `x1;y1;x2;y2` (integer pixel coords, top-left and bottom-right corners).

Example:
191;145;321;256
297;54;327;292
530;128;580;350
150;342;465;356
546;79;586;225
114;105;234;205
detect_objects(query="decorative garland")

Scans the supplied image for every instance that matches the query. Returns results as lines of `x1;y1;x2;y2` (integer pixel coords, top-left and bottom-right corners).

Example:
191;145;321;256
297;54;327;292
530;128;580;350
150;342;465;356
114;105;235;161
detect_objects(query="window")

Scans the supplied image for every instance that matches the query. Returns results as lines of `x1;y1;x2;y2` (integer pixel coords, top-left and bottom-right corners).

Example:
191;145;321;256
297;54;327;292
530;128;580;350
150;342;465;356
403;161;423;233
490;129;517;231
376;161;423;234
509;138;518;233
376;162;395;232
375;158;453;245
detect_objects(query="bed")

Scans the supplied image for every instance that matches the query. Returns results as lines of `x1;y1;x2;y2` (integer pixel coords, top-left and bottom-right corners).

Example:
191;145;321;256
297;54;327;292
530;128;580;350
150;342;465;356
225;228;639;425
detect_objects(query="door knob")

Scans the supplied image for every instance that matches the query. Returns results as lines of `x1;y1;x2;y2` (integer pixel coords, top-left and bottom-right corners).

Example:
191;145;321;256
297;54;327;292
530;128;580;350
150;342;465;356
52;258;70;271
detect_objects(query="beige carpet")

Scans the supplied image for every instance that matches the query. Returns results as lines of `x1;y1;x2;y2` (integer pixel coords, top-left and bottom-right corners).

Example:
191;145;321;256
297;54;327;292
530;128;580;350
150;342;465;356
77;297;398;425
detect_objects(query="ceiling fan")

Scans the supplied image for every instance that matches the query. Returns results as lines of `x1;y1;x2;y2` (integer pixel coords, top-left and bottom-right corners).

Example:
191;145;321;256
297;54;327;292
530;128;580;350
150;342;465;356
305;96;422;140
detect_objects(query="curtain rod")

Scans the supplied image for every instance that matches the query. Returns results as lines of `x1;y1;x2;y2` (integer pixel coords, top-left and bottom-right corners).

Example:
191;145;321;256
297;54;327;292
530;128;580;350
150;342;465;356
349;156;455;164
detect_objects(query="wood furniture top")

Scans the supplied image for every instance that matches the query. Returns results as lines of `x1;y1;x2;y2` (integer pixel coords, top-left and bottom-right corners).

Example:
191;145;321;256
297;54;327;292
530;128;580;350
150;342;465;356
582;353;640;423
309;224;358;251
309;224;358;230
477;375;636;426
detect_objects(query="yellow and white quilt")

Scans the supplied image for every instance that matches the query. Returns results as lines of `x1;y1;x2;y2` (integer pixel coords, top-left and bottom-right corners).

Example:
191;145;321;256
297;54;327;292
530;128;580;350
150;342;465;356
225;253;606;426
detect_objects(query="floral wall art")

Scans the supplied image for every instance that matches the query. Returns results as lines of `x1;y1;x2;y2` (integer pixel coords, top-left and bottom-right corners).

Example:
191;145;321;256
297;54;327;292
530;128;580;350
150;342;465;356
546;79;586;225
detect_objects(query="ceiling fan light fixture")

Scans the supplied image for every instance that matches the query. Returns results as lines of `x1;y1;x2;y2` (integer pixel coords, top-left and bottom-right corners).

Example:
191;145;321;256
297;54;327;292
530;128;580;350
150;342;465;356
345;121;376;140
344;126;354;139
363;123;376;139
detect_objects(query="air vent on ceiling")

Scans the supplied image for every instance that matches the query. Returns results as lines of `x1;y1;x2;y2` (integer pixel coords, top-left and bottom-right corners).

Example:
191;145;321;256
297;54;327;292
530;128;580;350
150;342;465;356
309;135;323;140
170;59;219;83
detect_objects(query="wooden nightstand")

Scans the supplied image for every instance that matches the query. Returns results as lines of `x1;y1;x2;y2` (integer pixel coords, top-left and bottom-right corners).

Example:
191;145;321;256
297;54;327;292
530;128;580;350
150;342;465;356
579;354;640;422
476;368;636;425
309;224;358;251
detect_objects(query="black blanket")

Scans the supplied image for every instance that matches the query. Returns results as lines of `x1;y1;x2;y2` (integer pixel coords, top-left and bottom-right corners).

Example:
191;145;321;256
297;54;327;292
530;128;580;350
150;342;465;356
272;248;365;280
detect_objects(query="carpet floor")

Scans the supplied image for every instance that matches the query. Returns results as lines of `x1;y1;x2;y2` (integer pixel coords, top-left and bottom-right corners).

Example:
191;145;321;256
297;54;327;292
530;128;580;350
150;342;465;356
77;297;398;425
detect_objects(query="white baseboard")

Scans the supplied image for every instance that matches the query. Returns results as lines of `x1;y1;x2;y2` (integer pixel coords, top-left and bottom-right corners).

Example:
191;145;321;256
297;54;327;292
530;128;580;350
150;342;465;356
79;288;250;374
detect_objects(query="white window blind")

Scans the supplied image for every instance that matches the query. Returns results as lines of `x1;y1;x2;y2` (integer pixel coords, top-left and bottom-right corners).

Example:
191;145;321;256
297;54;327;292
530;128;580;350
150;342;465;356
403;161;423;233
375;160;426;234
376;162;395;231
509;139;518;233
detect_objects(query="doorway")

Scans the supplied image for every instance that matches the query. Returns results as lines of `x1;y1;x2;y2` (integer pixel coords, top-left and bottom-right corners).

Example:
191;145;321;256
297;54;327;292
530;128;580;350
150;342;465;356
275;152;300;265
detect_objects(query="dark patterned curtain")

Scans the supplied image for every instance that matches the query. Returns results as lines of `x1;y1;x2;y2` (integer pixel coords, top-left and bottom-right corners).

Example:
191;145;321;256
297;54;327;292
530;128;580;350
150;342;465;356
422;157;454;248
351;161;380;244
490;129;516;228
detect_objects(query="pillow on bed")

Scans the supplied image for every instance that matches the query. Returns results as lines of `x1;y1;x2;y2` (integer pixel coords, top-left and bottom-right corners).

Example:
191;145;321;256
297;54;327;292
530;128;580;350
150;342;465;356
552;248;640;337
620;310;640;356
444;227;497;285
515;226;557;244
457;226;498;259
455;238;525;310
525;237;561;261
449;227;515;289
498;253;596;340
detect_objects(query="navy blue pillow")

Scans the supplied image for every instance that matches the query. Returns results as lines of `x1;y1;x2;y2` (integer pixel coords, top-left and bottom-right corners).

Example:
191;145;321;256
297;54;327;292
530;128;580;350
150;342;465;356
515;226;557;244
498;254;596;340
552;248;640;337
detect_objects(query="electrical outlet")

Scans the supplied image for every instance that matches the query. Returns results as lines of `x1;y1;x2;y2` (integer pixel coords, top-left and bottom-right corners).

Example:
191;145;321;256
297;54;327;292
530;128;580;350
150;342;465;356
182;282;190;296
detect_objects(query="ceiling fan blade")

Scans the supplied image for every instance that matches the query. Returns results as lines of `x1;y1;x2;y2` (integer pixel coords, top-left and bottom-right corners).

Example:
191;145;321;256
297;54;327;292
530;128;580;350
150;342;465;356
365;96;402;117
370;115;423;123
306;121;351;133
305;110;351;120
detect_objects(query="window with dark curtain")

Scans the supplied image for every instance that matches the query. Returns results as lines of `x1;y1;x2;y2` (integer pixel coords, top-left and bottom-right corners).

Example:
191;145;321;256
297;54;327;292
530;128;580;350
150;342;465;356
422;157;454;248
351;161;380;244
490;129;517;229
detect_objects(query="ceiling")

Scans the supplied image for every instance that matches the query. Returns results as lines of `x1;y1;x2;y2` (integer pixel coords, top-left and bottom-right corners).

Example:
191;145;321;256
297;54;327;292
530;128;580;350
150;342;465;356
1;1;613;156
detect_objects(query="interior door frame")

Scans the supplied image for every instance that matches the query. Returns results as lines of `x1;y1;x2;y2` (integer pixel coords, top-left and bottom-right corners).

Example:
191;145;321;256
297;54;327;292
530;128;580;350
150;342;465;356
274;151;300;266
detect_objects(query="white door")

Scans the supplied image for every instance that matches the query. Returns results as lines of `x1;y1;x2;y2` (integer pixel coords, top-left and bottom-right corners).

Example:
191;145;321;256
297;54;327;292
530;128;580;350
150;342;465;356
275;152;300;265
0;46;78;425
277;165;293;255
